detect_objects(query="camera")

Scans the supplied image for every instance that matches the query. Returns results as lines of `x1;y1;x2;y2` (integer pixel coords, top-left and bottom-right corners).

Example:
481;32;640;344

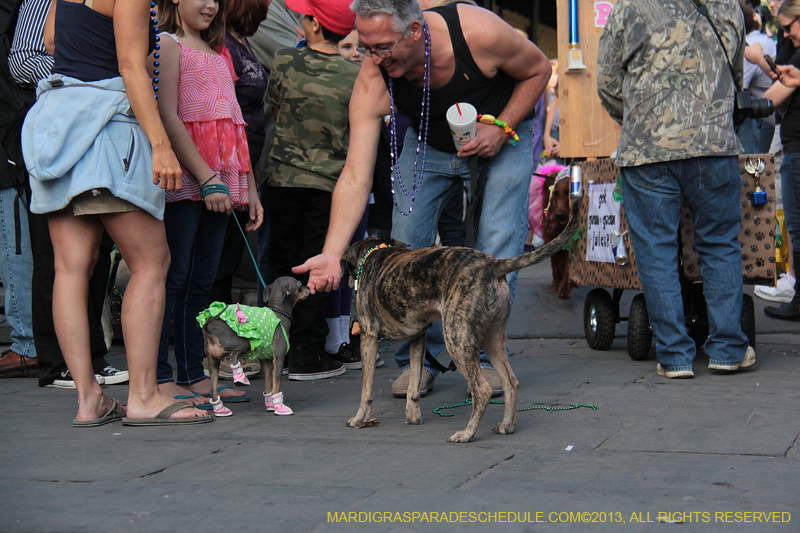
733;90;774;127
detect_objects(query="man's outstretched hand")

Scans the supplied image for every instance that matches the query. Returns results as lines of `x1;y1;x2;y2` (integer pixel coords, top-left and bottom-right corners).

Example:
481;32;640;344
292;253;343;294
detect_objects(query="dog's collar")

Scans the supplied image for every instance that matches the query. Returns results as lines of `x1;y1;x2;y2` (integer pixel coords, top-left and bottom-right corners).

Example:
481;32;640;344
354;244;391;291
268;306;292;320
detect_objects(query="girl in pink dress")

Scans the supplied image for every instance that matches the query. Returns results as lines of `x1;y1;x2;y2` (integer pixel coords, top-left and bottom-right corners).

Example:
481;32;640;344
152;0;263;405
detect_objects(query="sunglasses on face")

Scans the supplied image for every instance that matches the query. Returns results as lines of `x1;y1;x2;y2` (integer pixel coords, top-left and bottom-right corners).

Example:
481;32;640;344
782;16;799;34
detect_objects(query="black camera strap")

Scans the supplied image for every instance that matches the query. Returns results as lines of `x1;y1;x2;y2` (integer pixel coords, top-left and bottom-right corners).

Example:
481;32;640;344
688;0;743;93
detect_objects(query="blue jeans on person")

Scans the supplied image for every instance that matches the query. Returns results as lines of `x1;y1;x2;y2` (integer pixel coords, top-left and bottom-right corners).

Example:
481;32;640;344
737;118;774;155
620;157;749;371
781;152;800;247
779;151;800;295
157;201;228;385
0;187;35;358
391;119;533;376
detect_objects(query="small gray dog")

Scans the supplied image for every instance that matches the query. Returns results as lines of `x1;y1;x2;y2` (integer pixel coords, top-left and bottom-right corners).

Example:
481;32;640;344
201;277;309;416
341;201;580;443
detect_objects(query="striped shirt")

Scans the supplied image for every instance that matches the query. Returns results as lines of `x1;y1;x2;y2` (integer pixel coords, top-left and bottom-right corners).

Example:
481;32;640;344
9;0;53;88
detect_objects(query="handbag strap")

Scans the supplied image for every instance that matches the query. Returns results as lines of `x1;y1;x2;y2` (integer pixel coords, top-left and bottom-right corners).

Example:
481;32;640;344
688;0;742;93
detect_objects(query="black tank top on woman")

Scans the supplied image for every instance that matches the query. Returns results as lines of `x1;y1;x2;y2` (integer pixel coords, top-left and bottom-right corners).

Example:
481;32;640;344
380;3;517;154
53;0;155;82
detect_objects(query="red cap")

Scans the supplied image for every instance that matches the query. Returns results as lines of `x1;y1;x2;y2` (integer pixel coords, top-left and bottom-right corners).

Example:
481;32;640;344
286;0;356;37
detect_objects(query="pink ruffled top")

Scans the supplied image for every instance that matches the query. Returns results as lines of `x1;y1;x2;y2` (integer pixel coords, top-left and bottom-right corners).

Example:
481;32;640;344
163;33;250;208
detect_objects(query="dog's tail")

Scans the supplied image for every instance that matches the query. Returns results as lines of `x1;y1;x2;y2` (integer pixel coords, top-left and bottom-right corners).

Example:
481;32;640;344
493;199;581;277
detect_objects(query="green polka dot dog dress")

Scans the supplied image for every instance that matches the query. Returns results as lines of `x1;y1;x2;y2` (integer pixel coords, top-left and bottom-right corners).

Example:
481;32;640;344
197;302;288;360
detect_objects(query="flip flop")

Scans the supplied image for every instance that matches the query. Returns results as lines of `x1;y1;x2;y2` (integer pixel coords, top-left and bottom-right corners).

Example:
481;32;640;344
73;398;125;428
173;391;213;410
122;401;213;426
202;385;250;403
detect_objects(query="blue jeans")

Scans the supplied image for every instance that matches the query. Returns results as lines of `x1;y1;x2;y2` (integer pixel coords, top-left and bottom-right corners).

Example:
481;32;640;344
780;152;800;245
0;187;35;358
736;118;774;156
157;201;228;385
620;157;749;371
391;120;533;375
780;151;800;295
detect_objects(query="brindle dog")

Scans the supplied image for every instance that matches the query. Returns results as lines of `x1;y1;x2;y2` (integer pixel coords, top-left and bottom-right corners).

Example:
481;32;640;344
341;201;581;443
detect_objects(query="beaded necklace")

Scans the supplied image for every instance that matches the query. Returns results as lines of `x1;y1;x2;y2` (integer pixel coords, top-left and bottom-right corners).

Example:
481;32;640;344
150;2;161;99
387;23;431;217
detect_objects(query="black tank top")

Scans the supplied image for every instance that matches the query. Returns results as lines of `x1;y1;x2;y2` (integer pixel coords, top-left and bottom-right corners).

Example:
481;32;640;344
53;0;155;82
381;3;517;154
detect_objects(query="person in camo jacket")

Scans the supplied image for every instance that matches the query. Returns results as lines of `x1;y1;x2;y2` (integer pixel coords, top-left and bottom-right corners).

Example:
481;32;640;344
597;0;756;379
265;0;359;381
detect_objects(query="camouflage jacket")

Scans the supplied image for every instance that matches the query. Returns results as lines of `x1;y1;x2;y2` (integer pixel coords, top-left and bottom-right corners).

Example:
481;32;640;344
267;47;360;191
597;0;745;167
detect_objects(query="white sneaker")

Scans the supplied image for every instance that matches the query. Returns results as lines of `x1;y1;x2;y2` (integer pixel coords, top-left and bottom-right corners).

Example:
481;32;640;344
709;346;758;372
656;363;694;379
754;273;796;303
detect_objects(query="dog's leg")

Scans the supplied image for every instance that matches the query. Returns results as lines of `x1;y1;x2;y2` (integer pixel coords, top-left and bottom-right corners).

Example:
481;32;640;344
346;332;380;428
447;346;491;443
267;357;277;396
483;324;518;435
404;335;426;425
209;355;222;404
262;358;275;412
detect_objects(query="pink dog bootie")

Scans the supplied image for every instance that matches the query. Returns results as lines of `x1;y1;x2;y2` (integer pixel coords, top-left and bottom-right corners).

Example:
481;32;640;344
230;362;250;386
210;397;233;417
270;392;293;416
264;390;275;412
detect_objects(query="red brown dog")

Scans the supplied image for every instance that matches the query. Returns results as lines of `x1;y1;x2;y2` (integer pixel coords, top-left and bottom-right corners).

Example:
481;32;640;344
544;177;578;299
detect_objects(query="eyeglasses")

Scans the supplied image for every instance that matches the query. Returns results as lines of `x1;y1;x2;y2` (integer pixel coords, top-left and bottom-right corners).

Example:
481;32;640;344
781;16;799;34
356;29;409;59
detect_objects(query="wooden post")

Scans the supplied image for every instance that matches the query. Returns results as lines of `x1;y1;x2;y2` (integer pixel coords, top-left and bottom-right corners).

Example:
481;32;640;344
556;0;620;159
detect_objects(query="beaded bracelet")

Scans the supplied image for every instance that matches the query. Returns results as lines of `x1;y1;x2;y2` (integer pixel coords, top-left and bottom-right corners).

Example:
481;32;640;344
477;114;520;146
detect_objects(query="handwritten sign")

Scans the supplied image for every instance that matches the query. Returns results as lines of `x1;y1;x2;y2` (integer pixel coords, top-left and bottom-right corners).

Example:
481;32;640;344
585;183;621;263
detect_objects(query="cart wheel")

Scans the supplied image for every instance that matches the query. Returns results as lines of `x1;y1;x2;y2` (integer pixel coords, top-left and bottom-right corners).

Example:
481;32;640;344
584;288;616;350
627;293;653;360
742;294;756;348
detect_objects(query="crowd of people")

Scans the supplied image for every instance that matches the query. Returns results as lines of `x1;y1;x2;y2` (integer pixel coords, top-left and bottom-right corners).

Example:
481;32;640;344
0;0;797;426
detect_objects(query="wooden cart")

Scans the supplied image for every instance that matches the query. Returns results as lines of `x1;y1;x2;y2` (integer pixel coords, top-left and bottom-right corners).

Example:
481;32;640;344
568;156;778;359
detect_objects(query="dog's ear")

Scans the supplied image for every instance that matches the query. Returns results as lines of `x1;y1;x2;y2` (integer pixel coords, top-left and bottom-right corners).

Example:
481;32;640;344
263;283;272;305
386;238;410;249
341;244;358;269
341;257;356;289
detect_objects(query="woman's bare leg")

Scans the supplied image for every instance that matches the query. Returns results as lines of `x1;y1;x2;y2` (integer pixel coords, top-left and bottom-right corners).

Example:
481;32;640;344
49;212;115;421
101;210;206;420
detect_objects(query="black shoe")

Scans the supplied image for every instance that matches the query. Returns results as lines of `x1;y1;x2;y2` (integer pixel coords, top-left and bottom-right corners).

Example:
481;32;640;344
44;369;105;389
764;301;800;321
95;365;129;385
288;347;346;381
349;332;385;368
328;342;362;370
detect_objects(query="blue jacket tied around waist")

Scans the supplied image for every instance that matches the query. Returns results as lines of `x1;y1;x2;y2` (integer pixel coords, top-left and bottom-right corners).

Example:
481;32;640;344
22;74;165;219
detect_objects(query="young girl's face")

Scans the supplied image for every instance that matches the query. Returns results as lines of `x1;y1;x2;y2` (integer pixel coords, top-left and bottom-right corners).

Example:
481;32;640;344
174;0;219;35
339;30;363;63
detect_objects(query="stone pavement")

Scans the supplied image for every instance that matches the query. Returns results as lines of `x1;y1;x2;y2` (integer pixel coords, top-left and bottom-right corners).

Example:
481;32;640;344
0;263;798;533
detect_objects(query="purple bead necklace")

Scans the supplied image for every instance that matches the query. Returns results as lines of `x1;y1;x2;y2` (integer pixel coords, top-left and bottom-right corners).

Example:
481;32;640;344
388;23;431;217
150;2;161;99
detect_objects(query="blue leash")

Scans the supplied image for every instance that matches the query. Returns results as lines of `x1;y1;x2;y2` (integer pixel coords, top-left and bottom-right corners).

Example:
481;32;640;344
232;213;268;290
